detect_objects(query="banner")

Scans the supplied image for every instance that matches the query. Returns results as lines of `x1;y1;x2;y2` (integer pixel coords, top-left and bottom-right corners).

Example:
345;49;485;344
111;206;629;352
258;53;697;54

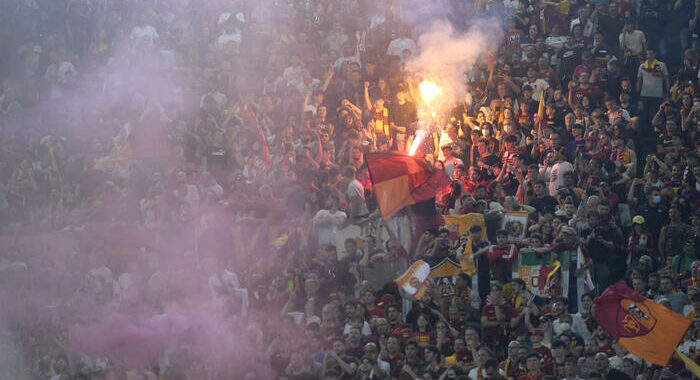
594;281;692;366
443;214;487;236
502;211;528;241
512;251;570;297
395;260;431;300
335;216;412;260
425;256;462;299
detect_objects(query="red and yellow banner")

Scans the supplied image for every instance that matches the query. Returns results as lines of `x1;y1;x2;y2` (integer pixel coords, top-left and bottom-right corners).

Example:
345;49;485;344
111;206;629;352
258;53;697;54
395;260;431;300
366;152;451;221
594;281;692;366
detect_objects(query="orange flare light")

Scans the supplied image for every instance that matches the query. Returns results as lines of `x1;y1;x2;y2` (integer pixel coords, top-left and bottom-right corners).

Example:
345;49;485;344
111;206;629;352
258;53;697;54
418;81;441;103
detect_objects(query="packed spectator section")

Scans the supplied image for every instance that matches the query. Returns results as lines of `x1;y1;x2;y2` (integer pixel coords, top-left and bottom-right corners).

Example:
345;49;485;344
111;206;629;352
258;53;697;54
0;0;699;379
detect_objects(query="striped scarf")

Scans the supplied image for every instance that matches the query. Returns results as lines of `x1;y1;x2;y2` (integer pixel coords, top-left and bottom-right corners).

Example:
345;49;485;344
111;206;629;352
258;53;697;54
643;59;660;72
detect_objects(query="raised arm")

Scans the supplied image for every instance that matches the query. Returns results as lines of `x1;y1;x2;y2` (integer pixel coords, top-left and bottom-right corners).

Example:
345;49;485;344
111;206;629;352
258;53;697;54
364;81;373;110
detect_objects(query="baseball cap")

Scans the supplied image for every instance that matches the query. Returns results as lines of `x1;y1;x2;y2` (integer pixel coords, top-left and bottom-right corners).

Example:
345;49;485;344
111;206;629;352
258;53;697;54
632;215;645;225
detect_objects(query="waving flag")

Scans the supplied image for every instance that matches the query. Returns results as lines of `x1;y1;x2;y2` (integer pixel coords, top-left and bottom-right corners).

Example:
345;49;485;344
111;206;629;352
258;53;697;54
536;92;546;131
241;104;270;181
365;152;451;221
395;260;431;300
593;281;692;366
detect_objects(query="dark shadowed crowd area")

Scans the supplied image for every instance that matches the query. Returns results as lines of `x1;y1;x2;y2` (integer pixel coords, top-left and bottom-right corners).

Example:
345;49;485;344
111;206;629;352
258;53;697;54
0;0;699;379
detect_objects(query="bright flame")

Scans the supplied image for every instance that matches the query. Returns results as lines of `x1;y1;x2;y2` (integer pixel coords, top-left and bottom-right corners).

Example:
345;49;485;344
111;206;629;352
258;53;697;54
419;81;441;103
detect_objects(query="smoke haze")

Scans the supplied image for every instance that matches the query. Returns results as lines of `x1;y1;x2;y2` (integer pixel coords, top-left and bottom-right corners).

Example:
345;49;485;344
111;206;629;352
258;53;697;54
0;0;505;377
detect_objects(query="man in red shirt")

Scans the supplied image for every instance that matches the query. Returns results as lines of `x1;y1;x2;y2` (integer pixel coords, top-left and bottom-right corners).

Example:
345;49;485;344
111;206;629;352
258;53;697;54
385;304;404;338
486;229;519;284
504;19;526;54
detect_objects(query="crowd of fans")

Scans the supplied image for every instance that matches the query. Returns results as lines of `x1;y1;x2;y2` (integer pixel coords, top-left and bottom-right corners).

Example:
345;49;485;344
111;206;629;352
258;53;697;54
0;0;699;379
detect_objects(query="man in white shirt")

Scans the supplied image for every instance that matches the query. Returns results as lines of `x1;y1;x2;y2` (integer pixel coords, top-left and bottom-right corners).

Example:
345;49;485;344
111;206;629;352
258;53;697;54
334;42;362;69
312;196;347;247
540;151;574;197
637;49;669;123
522;67;550;102
570;7;596;38
441;144;463;180
343;166;369;220
619;20;646;56
386;26;416;58
637;49;669;99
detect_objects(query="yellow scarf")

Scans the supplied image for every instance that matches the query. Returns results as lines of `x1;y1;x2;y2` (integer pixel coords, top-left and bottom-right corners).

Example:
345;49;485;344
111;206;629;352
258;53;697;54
375;107;389;137
546;260;562;288
461;237;478;276
644;59;660;71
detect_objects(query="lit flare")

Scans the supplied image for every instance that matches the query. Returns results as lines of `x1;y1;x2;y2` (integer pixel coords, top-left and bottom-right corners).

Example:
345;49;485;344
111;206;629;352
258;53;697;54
418;81;441;103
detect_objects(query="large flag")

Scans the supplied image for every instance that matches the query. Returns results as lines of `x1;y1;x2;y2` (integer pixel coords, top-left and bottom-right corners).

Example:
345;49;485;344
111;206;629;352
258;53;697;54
395;260;432;300
365;152;452;221
593;281;692;366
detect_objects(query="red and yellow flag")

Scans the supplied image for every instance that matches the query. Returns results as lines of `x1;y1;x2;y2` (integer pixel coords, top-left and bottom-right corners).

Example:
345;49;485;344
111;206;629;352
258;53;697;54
593;281;692;366
365;152;452;221
536;92;546;131
395;260;431;300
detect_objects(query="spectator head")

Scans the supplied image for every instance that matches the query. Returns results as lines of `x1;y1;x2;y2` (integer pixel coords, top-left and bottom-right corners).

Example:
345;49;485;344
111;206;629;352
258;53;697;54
594;352;609;372
484;358;499;376
404;339;419;358
525;352;542;372
424;345;441;363
495;229;508;244
475;184;487;200
534;180;547;197
660;275;674;294
646;49;656;62
386;335;400;354
464;325;480;344
332;338;346;356
645;186;662;205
